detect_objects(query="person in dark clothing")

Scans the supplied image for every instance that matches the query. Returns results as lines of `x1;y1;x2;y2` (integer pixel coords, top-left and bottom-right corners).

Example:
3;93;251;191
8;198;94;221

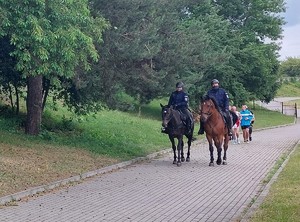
198;79;233;136
248;108;255;141
165;82;193;134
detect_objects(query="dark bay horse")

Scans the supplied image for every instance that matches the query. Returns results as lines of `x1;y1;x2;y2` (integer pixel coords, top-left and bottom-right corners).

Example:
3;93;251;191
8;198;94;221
199;95;229;166
160;104;194;166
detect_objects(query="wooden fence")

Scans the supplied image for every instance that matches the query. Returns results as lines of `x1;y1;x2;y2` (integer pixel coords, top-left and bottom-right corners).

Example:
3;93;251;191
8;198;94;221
255;100;299;117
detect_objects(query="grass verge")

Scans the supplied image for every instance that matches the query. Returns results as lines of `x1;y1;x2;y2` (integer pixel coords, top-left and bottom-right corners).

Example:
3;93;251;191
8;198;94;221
249;144;300;222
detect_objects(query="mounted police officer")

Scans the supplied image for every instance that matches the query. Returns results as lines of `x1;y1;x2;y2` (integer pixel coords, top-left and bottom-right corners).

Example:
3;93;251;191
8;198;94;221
167;82;193;134
198;79;233;136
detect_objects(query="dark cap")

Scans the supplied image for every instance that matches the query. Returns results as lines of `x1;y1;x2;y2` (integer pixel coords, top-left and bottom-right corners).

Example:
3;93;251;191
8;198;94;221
211;79;219;85
176;82;184;88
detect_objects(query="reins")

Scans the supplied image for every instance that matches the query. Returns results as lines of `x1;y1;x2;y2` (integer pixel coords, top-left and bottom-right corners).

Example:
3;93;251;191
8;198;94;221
200;101;213;118
163;107;184;130
201;99;227;134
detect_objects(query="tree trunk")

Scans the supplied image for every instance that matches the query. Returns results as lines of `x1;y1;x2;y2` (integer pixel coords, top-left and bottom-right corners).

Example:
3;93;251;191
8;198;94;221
8;83;15;113
42;77;50;111
25;75;43;135
14;83;20;115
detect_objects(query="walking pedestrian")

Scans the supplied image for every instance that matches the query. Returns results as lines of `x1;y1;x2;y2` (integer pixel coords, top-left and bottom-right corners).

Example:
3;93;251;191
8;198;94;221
240;105;254;143
231;106;241;144
248;109;255;141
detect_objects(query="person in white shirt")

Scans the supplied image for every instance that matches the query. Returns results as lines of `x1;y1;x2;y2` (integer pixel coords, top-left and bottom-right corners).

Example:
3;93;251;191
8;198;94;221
231;106;241;144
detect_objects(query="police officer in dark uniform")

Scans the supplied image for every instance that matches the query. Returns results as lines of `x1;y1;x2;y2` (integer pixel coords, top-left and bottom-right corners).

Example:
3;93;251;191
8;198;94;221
198;79;233;136
167;82;193;134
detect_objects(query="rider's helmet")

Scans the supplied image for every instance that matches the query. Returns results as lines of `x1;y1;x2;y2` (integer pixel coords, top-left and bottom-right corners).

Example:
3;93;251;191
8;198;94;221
176;82;184;88
211;79;219;86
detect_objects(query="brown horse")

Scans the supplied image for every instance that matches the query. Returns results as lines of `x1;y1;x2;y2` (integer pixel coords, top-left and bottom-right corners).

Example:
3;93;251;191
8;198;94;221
160;104;194;166
199;95;229;166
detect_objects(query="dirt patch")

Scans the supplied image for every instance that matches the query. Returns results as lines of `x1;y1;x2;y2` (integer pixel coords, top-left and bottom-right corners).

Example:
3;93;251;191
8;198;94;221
0;143;119;197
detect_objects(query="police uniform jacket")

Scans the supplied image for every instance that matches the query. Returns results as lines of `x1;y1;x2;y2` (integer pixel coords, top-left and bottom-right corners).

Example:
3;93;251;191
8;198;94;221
207;87;229;111
168;91;188;110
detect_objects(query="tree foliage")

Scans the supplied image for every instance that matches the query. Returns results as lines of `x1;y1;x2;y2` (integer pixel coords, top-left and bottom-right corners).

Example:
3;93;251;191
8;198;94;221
89;0;233;109
0;36;25;114
0;0;109;134
209;0;286;104
0;0;287;134
279;57;300;77
90;0;178;108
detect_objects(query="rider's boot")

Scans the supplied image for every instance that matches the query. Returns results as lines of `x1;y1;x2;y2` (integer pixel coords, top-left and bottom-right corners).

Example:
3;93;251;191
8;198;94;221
228;127;233;138
225;110;233;138
198;121;205;135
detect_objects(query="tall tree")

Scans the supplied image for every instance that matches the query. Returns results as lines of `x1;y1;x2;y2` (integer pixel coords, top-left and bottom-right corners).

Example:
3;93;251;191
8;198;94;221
279;57;300;77
180;1;233;106
91;0;231;110
211;0;286;104
91;0;170;110
0;0;108;134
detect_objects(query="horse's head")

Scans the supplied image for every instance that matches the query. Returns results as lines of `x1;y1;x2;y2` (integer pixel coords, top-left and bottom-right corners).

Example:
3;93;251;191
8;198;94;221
160;103;174;128
200;95;218;123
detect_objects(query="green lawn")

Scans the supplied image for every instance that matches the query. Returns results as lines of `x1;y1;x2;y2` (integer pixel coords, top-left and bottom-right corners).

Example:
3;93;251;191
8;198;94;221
249;145;300;222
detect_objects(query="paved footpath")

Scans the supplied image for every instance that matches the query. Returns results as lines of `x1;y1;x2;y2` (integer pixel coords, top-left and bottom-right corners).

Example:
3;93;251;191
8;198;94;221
1;121;300;222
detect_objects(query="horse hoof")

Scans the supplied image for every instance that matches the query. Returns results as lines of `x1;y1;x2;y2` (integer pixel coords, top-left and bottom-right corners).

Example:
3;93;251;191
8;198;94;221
209;162;214;166
186;157;190;162
216;161;222;165
177;162;182;167
173;160;177;164
181;158;185;162
223;161;227;165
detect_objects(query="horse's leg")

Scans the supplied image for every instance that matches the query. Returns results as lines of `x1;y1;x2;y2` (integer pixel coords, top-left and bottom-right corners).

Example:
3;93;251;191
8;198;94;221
177;136;183;166
215;136;223;165
209;142;214;166
185;134;191;162
207;136;214;166
181;140;185;162
223;135;229;165
216;144;222;165
169;135;177;164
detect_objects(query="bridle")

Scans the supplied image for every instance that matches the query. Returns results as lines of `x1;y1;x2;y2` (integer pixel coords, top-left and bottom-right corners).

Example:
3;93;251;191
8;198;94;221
162;106;184;129
162;107;173;126
201;100;214;119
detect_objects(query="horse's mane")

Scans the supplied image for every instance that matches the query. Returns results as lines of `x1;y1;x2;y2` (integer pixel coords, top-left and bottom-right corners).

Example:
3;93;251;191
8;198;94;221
202;95;221;113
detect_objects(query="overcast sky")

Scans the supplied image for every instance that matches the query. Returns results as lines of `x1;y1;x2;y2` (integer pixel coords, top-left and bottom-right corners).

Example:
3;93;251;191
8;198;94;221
278;0;300;60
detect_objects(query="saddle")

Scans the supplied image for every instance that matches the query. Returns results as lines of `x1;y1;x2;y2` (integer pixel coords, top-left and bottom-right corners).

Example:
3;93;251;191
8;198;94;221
177;110;187;122
178;110;193;126
223;110;234;137
220;110;227;124
161;107;193;135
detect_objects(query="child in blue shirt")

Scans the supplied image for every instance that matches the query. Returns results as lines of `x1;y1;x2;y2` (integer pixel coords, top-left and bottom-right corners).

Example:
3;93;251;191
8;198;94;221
240;105;253;143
